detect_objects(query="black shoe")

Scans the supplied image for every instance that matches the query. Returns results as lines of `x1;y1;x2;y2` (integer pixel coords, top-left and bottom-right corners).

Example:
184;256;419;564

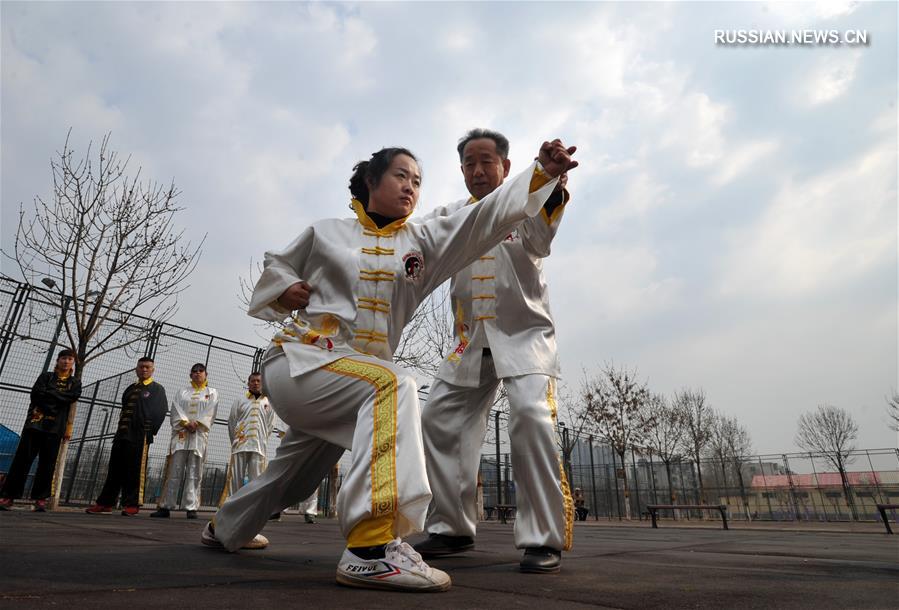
186;510;198;519
269;512;282;521
150;508;170;518
304;514;315;524
520;547;561;573
413;533;475;558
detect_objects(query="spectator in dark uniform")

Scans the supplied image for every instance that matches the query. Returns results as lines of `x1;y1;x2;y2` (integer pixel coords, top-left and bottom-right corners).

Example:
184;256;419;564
0;349;82;512
85;357;167;516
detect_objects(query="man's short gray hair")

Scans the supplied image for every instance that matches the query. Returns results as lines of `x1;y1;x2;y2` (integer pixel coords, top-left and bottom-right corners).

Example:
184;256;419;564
457;128;510;161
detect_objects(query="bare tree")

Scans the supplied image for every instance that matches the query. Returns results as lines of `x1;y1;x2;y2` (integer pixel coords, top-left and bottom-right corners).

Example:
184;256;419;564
583;363;651;519
723;417;753;520
392;283;454;379
554;380;595;485
639;392;684;506
706;411;731;500
10;132;204;376
674;388;714;504
886;393;899;432
7;132;203;507
795;404;859;520
706;412;753;516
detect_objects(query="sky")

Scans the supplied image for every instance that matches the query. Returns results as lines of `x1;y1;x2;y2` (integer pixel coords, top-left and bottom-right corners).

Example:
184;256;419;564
1;1;896;455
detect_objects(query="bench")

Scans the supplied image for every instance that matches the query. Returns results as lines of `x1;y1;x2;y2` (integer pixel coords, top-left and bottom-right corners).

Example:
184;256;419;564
646;504;729;530
487;504;516;524
875;504;899;534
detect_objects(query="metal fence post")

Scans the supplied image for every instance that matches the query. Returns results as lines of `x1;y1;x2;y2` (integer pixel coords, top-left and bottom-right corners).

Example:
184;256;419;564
494;410;502;506
783;454;801;521
631;448;642;520
0;282;32;377
863;449;885;509
589;435;598;521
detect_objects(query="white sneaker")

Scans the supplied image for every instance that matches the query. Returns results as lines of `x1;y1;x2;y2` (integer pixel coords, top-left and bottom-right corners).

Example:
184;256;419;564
336;538;451;592
201;521;269;550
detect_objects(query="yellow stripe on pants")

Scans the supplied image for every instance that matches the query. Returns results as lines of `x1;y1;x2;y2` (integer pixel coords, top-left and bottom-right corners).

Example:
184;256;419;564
323;357;399;543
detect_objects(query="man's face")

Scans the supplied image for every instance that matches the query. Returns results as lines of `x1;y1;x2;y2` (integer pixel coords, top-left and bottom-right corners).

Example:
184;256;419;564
367;154;421;219
247;375;262;394
136;361;154;381
55;355;75;374
461;138;511;201
190;368;207;384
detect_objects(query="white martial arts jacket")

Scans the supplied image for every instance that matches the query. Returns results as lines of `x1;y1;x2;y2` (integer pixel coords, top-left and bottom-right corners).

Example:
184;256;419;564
228;392;275;457
168;384;219;459
248;161;559;375
422;192;568;387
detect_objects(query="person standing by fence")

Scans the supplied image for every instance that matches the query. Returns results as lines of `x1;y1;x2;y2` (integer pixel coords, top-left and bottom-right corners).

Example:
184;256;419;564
219;371;276;504
152;363;218;519
85;357;167;516
0;349;82;512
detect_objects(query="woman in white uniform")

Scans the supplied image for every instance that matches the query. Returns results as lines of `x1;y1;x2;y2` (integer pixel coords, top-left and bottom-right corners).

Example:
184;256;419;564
205;140;577;593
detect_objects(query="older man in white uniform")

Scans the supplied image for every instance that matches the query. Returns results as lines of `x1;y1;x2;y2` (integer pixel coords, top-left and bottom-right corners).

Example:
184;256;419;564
152;363;219;519
220;371;276;503
414;129;573;573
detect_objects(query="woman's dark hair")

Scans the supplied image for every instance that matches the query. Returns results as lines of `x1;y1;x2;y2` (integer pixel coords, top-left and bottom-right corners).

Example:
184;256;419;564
349;147;419;208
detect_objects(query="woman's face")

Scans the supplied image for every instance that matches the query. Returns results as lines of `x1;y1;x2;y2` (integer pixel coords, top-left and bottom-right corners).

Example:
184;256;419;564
367;154;421;219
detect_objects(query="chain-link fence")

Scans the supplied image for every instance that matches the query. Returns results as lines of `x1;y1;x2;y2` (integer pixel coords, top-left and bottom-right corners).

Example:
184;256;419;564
2;275;897;525
479;422;899;523
0;275;332;513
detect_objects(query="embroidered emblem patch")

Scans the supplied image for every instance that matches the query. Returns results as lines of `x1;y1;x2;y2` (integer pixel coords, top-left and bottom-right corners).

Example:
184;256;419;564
142;391;150;398
503;228;520;243
402;251;424;281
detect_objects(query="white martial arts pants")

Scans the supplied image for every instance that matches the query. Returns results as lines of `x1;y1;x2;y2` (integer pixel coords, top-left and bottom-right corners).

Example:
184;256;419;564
213;351;431;552
298;488;319;516
422;353;573;550
159;450;204;511
228;452;266;496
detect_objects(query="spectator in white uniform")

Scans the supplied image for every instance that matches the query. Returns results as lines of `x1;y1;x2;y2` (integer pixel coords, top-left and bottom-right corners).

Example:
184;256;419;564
219;372;276;504
152;363;218;519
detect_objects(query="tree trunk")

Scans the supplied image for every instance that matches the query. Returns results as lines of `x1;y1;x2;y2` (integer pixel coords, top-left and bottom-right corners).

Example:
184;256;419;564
48;402;78;510
694;449;705;504
664;460;680;520
619;451;632;520
735;466;750;521
837;464;858;521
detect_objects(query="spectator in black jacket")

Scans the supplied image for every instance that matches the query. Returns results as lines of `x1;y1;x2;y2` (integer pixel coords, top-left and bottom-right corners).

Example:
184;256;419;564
0;349;82;512
85;357;167;516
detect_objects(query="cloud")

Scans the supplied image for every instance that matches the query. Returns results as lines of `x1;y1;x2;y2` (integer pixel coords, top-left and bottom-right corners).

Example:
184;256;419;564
546;241;683;323
712;138;780;186
718;138;896;299
802;51;862;106
764;1;860;23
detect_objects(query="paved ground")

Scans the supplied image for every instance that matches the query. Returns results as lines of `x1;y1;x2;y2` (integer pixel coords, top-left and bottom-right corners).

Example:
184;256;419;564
1;509;897;609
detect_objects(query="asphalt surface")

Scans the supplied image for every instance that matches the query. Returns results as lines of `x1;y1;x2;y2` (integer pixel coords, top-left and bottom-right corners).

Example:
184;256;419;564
1;508;897;609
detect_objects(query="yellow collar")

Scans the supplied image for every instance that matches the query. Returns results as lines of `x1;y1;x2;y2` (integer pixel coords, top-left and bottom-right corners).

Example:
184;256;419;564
246;391;264;400
56;371;72;380
140;377;153;386
191;381;208;390
351;199;409;236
